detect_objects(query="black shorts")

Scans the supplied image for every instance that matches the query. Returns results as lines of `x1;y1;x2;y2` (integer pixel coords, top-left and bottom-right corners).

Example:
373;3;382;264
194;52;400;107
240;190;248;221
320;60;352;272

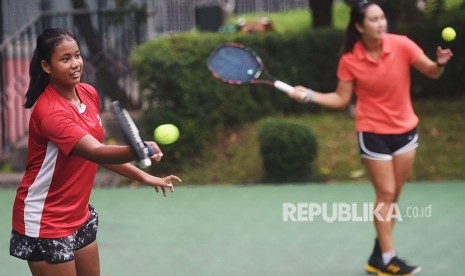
357;128;419;161
10;205;98;264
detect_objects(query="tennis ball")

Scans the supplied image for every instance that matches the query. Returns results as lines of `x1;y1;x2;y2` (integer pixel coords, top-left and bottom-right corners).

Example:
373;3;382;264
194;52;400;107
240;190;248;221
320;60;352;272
154;124;179;145
442;27;456;42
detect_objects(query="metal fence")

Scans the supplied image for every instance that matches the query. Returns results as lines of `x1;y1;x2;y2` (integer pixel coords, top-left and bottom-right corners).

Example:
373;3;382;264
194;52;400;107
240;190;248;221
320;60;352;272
0;0;309;159
0;7;145;158
146;0;308;37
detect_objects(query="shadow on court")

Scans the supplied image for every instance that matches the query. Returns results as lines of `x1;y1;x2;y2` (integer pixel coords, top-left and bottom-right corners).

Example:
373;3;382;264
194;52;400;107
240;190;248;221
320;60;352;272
1;182;464;276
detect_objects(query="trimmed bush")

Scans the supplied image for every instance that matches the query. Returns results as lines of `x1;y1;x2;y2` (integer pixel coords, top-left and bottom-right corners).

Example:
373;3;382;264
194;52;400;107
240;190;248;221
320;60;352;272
258;119;317;183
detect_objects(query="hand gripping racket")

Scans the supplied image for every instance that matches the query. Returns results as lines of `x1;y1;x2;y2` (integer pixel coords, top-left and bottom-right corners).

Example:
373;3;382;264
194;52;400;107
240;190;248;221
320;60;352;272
207;43;295;94
110;101;154;168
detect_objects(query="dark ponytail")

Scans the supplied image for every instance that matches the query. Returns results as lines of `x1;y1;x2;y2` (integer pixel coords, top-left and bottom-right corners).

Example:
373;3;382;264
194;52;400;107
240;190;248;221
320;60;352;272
24;28;76;108
340;0;377;55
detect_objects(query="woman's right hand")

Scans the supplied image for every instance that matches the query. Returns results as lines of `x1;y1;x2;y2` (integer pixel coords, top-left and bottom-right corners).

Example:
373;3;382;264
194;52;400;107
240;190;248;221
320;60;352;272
289;86;312;103
436;46;453;66
145;141;163;163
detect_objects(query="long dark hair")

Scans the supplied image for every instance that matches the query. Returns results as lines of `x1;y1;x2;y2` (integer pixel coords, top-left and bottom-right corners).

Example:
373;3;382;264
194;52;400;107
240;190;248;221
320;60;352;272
24;28;77;108
340;0;377;55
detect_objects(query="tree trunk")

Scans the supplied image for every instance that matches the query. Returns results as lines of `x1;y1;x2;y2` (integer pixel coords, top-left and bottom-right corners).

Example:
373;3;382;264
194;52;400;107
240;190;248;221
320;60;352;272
309;0;333;28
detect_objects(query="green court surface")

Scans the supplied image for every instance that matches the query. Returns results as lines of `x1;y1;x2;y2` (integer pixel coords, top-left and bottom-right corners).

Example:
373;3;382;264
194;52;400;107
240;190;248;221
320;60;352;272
1;182;464;276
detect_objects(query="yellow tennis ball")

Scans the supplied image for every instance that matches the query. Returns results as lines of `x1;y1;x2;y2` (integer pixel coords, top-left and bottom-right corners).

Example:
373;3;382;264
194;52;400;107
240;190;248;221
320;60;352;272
154;124;179;145
442;27;456;42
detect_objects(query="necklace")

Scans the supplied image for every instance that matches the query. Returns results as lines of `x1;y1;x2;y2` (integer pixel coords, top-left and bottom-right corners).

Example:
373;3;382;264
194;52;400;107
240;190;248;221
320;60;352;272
70;93;86;113
78;102;87;113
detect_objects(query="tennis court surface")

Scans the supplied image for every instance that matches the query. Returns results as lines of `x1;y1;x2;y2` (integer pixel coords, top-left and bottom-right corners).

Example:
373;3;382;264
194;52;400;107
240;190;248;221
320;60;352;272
1;182;464;276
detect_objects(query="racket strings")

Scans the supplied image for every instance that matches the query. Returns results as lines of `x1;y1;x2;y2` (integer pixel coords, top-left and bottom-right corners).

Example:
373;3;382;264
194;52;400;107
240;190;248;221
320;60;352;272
208;47;262;84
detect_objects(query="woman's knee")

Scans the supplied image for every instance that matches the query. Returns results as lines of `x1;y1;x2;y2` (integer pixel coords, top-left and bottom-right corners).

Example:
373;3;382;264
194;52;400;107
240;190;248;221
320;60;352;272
376;188;397;203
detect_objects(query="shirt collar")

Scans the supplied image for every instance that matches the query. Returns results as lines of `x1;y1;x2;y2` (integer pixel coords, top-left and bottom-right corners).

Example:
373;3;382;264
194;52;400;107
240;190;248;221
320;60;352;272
353;34;392;61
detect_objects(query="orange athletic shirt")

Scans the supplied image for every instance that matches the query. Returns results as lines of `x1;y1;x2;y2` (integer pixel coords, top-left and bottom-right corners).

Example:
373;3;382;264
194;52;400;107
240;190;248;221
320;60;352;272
337;33;424;134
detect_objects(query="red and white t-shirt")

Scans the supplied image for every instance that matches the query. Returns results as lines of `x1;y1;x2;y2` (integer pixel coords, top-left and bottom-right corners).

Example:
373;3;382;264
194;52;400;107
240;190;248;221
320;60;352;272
337;33;424;134
12;83;104;238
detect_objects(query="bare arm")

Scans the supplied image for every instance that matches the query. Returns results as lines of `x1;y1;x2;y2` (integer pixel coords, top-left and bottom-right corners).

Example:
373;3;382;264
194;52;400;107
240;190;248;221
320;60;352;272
413;46;453;79
72;134;163;164
73;133;179;196
101;163;181;196
288;80;354;110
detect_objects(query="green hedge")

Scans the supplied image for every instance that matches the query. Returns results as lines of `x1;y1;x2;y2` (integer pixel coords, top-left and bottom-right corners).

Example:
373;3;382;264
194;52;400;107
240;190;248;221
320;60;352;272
132;17;464;173
258;119;317;183
132;30;341;171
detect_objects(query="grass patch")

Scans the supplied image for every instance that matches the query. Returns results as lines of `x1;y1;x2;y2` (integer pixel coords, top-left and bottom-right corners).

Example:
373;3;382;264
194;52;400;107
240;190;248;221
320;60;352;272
181;123;263;185
228;9;312;33
222;0;462;34
224;2;350;33
0;161;11;173
413;99;465;180
181;98;465;184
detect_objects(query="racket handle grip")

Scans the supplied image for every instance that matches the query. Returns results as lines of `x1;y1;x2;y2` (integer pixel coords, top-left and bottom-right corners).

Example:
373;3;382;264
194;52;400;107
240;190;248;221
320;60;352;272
138;143;155;169
274;81;294;94
144;143;156;157
140;158;151;169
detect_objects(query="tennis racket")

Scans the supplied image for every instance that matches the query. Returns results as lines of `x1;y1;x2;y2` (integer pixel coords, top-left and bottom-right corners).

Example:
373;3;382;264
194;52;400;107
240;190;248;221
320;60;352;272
110;101;154;168
207;43;295;94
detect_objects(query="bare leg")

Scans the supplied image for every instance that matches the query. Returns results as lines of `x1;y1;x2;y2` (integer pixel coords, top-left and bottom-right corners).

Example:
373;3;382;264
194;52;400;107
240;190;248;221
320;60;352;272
391;150;417;228
393;150;416;201
364;149;417;254
364;158;397;253
75;241;100;276
28;261;77;276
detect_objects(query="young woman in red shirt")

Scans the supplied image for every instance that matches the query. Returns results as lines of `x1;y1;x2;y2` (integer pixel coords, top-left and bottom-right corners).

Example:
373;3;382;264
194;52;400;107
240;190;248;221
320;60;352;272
10;28;181;276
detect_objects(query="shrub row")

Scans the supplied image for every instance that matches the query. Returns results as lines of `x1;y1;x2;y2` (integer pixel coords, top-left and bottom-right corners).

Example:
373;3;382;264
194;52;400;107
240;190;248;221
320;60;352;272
132;29;341;171
132;14;464;173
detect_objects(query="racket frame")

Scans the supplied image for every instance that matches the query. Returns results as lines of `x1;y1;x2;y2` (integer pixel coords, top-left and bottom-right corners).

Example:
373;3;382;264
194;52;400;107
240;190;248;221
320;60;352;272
110;101;152;168
208;43;294;94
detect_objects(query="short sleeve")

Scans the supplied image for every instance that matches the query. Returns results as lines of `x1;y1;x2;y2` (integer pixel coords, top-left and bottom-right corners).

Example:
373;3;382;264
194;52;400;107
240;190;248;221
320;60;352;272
337;55;354;82
40;111;88;156
401;36;424;64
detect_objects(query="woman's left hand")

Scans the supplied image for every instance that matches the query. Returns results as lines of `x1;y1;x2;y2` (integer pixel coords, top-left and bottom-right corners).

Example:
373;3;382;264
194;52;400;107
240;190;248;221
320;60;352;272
150;175;182;196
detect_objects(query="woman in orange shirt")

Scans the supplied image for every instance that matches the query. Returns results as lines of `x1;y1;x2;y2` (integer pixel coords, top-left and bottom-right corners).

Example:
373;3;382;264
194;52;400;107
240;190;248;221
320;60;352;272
289;1;452;275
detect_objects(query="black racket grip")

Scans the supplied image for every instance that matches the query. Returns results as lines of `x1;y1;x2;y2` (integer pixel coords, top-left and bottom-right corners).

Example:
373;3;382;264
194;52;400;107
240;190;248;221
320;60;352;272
144;143;156;157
